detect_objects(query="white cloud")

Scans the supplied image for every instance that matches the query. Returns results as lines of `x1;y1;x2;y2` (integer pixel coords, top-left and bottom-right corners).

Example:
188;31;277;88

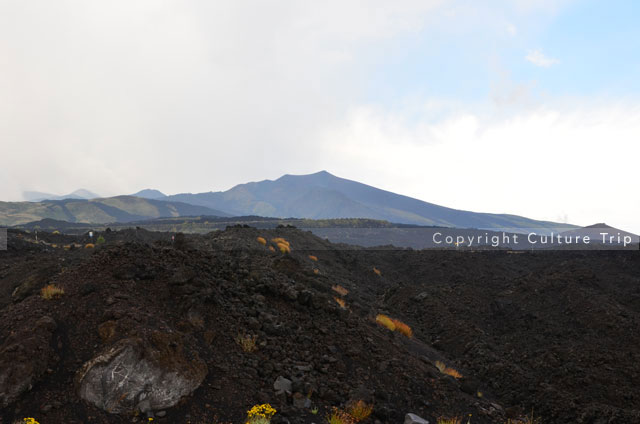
526;49;560;67
506;23;518;35
0;0;444;199
1;1;636;234
316;101;640;234
512;0;573;14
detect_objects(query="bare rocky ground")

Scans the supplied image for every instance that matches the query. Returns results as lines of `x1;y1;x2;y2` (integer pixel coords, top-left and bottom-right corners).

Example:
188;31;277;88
0;226;639;424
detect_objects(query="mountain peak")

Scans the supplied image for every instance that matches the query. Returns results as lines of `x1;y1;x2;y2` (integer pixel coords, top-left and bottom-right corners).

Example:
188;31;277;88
278;170;334;179
584;223;610;228
23;189;99;202
131;189;167;200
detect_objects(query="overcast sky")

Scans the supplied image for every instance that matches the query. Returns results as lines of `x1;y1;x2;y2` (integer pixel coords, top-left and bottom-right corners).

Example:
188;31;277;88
1;0;639;232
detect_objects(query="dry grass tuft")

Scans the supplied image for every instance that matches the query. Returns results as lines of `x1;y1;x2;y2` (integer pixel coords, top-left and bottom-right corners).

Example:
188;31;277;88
235;333;258;353
277;242;291;253
375;314;396;331
84;243;95;249
268;245;276;252
331;285;349;296
375;314;412;338
313;269;320;275
346;400;373;421
391;319;413;338
437;417;462;424
334;297;347;309
271;238;291;253
372;267;382;276
435;360;463;379
308;255;318;261
326;408;355;424
271;237;290;246
41;284;64;300
445;368;463;379
256;236;267;245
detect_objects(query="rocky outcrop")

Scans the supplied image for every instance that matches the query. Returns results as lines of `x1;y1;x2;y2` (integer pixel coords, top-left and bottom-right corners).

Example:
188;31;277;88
76;332;207;414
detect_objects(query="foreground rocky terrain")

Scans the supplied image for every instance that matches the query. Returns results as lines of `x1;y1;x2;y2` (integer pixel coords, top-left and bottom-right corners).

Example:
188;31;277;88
0;226;638;423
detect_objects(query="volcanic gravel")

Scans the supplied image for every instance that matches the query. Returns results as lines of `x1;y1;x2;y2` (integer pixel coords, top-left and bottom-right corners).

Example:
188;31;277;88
0;226;638;424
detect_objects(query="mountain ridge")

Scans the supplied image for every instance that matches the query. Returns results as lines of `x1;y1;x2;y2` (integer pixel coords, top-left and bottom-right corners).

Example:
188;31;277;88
163;171;575;232
23;189;101;202
16;171;582;232
0;196;229;226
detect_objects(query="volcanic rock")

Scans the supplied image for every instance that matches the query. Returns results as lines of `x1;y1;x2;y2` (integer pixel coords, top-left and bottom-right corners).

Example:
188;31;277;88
76;332;207;414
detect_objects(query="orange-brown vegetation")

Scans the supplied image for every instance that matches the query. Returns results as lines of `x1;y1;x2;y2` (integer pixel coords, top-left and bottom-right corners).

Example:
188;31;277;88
271;237;291;253
331;284;349;296
235;333;258;353
391;319;413;338
326;408;355;424
41;284;64;300
437;417;462;424
435;360;463;379
277;243;290;253
375;314;396;331
345;400;373;421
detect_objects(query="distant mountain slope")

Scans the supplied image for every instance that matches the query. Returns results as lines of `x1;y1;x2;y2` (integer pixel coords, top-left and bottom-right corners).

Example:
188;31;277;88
23;189;101;202
131;189;167;199
0;196;229;226
166;171;575;231
561;223;639;243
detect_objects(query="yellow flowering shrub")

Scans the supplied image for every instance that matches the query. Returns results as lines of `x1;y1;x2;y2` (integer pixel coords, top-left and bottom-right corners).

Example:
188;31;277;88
246;403;277;424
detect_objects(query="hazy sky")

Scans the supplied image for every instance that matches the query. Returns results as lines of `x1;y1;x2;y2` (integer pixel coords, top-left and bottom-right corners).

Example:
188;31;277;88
1;0;639;232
